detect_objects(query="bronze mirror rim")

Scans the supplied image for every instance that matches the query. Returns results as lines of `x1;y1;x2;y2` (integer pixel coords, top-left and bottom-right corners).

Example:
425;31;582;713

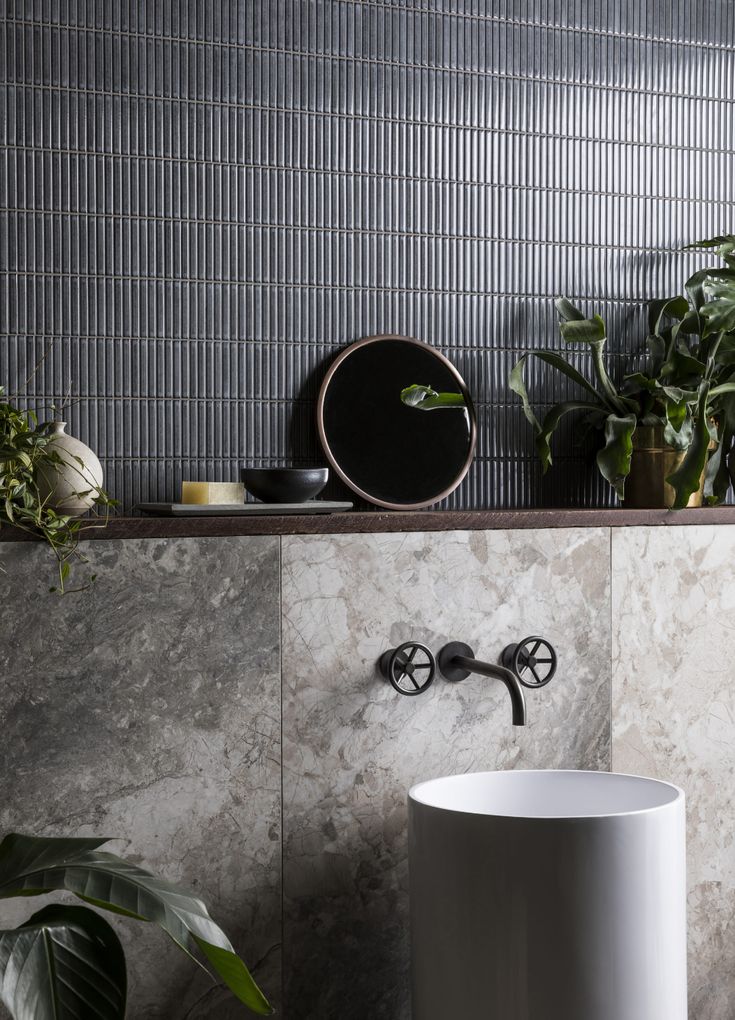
316;334;477;511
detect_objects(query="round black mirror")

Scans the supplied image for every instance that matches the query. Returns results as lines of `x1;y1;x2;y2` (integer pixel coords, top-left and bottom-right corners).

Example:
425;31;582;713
317;335;476;510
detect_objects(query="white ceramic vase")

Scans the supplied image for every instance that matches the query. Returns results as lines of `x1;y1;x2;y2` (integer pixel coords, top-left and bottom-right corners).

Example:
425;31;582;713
37;421;104;516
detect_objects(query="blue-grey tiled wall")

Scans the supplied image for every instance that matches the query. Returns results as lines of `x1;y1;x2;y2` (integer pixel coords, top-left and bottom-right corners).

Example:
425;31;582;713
1;1;734;508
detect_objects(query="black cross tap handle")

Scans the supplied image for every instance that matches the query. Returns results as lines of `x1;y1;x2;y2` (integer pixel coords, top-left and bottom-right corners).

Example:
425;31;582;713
378;642;437;696
501;636;557;689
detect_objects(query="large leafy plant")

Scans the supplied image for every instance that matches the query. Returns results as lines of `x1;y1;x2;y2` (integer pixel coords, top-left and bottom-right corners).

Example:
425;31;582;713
0;389;115;592
510;236;735;506
0;832;272;1019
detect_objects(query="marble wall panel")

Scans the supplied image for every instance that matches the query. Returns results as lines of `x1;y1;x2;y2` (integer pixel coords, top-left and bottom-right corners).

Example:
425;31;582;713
0;536;282;1019
281;528;611;1019
612;525;735;1020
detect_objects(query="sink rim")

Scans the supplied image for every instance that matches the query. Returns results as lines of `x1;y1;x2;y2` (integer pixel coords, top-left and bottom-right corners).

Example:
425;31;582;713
409;768;684;820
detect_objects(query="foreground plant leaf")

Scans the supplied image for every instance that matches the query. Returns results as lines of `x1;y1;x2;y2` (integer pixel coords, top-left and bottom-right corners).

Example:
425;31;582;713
0;904;126;1020
0;833;272;1016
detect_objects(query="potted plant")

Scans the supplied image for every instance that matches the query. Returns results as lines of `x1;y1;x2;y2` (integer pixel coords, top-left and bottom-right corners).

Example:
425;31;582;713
0;389;115;591
509;236;735;508
0;832;272;1019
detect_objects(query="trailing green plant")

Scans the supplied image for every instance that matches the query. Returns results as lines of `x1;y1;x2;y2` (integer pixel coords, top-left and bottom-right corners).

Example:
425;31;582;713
0;388;116;592
0;832;272;1019
509;236;735;506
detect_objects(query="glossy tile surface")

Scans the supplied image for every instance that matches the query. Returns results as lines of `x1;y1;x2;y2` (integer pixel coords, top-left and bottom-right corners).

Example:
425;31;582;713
2;2;734;508
281;527;611;1018
612;526;735;1020
0;536;282;1019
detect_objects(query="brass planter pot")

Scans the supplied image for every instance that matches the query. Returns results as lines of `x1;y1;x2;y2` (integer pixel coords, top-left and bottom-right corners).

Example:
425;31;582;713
623;425;705;509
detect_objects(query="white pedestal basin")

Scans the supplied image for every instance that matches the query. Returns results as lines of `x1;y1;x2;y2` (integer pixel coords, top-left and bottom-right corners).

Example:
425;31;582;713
409;769;686;1020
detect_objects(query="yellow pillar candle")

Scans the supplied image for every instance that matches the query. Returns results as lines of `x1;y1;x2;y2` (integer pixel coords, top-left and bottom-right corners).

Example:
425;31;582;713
181;481;245;505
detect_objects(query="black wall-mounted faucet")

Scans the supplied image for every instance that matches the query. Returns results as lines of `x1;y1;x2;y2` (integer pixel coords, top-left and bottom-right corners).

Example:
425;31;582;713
378;635;557;728
438;642;527;726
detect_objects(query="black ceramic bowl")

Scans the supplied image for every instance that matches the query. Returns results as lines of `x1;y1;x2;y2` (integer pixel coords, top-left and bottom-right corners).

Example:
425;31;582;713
242;467;329;503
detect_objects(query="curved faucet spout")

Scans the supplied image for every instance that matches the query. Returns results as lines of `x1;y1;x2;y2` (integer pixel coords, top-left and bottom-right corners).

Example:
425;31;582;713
448;654;527;726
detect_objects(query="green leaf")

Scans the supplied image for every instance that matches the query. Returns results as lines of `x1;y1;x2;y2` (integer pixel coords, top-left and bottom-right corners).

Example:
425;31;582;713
0;833;273;1016
597;413;637;500
536;401;606;472
708;381;735;399
664;414;694;451
193;938;272;1016
646;334;667;374
624;372;658;394
556;313;638;414
558;314;606;345
532;351;605;403
703;425;733;505
508;356;541;432
554;297;586;322
684;268;711;317
660;385;699;404
648;296;689;337
400;384;466;410
701;271;735;334
667;384;712;509
0;904;126;1020
660;339;706;382
675;309;702;335
715;335;735;366
683;234;735;268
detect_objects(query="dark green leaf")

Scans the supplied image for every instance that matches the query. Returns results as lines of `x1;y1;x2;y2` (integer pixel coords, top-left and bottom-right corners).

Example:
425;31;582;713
624;372;658;394
554;297;586;322
684;268;711;317
532;351;605;403
558;314;606;345
667;384;712;509
701;271;735;334
708;381;735;399
660;385;699;404
193;938;273;1016
704;425;733;505
646;334;667;374
508;356;541;432
648;296;689;337
0;904;126;1020
683;234;735;268
663;413;694;452
675;309;702;335
660;339;706;382
596;414;637;500
0;833;273;1016
536;401;605;472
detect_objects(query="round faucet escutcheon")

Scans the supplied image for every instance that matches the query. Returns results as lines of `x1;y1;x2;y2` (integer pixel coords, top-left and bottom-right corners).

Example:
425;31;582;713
501;636;557;688
378;642;437;696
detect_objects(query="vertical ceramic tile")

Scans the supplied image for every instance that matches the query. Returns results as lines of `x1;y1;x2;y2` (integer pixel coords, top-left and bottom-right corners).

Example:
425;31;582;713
0;536;282;1019
2;3;733;508
612;525;735;1020
281;527;611;1018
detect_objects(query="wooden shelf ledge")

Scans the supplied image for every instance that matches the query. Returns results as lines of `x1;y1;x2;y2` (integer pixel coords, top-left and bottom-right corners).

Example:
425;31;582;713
3;506;735;542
